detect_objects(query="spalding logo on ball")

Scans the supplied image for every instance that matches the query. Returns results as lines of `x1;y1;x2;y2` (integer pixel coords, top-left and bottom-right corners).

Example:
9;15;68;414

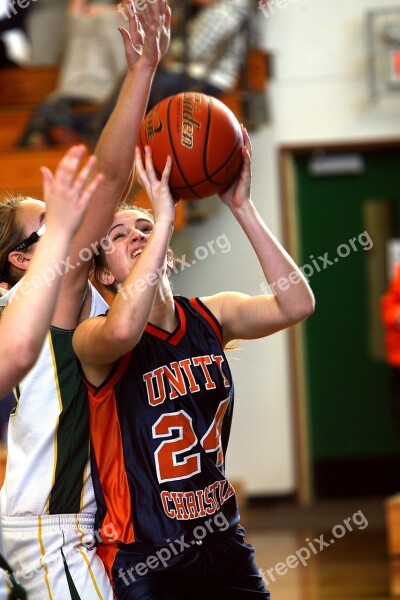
138;92;244;201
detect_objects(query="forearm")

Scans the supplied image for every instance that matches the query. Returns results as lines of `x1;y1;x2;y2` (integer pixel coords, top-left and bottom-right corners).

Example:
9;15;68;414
65;0;170;267
231;200;315;319
95;62;155;185
1;230;72;381
65;63;156;291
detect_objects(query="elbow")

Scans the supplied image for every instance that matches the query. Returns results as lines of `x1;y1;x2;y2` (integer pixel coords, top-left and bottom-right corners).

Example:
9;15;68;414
302;293;316;320
106;320;137;351
96;152;133;188
299;291;316;321
287;293;316;326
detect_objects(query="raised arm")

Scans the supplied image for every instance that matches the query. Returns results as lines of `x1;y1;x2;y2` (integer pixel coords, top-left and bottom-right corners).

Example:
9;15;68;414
202;128;315;346
0;146;103;396
73;147;175;380
54;0;171;328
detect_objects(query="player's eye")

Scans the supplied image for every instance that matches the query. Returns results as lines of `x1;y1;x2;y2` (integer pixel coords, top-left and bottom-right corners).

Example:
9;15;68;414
113;231;127;241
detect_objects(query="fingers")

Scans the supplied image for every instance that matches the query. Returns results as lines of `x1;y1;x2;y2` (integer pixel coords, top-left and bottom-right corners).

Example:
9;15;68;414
125;1;144;47
143;145;159;183
137;145;171;184
55;146;97;193
134;146;149;188
136;0;164;35
118;2;144;66
45;145;102;205
123;0;170;66
135;145;158;187
138;0;162;25
164;4;171;32
240;124;252;157
238;125;252;182
40;166;54;201
119;28;144;64
241;150;252;188
160;155;172;186
134;146;172;198
52;144;87;189
40;166;53;186
69;154;98;198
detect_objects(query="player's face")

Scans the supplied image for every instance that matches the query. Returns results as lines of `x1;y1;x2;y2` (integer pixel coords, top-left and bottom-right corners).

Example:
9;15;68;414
104;210;154;284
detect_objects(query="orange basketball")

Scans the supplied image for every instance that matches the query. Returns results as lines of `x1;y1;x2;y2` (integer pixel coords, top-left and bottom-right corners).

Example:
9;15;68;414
138;92;244;201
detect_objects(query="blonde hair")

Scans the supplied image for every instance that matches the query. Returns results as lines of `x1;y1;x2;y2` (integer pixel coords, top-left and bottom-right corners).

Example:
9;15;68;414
0;195;27;286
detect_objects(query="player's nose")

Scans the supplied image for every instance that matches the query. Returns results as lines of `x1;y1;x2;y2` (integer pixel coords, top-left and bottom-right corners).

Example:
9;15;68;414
130;228;146;242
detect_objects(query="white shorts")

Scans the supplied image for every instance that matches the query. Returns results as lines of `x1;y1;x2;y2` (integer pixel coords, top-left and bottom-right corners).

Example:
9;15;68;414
0;514;114;600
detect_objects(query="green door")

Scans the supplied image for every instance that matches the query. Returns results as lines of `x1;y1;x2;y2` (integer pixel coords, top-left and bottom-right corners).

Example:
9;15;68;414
292;148;400;497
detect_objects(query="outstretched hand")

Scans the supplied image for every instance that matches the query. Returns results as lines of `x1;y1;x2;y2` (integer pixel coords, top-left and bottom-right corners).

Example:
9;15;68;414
119;0;171;70
40;145;104;238
218;126;252;209
135;145;176;226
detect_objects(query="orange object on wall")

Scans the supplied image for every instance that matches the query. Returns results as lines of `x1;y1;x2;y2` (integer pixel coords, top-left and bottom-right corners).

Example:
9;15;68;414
381;263;400;367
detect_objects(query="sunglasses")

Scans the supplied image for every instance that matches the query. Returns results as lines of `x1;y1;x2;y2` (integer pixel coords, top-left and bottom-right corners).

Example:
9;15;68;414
9;224;46;253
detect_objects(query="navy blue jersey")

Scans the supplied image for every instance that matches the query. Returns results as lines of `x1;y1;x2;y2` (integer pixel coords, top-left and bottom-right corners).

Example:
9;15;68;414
86;296;239;549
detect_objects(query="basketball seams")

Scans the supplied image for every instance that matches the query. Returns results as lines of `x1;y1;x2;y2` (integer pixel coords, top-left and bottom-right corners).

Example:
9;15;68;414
171;131;242;191
202;96;212;183
139;92;243;200
170;128;242;191
166;96;201;199
205;129;242;185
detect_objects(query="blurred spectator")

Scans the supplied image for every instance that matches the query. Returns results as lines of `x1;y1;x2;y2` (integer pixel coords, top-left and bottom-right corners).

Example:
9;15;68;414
18;0;126;147
61;0;252;150
147;0;252;110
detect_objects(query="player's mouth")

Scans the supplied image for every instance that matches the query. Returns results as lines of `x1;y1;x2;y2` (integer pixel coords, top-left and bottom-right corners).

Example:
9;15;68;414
131;247;144;259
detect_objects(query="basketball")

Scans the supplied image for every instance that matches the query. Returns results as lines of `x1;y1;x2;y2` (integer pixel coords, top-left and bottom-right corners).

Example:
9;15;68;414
138;92;244;201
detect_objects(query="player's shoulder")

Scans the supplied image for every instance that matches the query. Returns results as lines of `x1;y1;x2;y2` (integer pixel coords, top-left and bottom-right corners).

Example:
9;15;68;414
199;291;248;311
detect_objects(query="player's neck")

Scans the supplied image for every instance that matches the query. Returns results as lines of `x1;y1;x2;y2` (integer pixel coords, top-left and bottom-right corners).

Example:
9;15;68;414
149;288;176;332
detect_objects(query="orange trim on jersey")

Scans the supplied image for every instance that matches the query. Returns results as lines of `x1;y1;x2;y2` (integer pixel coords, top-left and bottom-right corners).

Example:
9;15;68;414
189;298;223;346
87;352;132;400
145;323;169;340
145;299;187;346
168;301;187;346
88;384;135;545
